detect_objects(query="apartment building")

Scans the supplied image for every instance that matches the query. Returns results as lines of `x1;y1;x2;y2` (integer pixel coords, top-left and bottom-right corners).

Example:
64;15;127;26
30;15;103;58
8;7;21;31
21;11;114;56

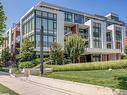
11;23;20;59
4;1;127;62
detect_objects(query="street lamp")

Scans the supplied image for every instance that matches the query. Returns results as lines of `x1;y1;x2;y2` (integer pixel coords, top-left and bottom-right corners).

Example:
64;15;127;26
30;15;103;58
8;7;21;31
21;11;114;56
40;26;44;76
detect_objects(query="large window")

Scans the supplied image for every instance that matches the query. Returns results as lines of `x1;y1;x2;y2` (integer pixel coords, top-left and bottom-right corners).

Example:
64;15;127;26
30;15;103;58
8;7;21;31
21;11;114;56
22;12;34;35
106;32;112;42
115;27;122;41
79;29;89;39
35;11;57;48
116;42;121;49
115;27;122;50
74;14;84;24
93;22;102;48
64;12;73;22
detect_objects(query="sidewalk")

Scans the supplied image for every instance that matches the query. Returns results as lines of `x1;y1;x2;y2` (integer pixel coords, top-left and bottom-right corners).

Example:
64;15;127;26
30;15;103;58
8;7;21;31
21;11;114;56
0;74;127;95
0;75;78;95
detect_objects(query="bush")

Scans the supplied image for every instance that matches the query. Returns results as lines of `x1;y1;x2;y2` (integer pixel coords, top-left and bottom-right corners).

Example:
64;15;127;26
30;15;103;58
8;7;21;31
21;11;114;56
46;60;127;72
11;68;21;74
19;61;36;69
0;67;9;72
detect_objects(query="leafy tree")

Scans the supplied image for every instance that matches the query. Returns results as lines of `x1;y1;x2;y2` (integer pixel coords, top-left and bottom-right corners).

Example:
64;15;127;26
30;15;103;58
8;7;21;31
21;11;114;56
1;48;11;66
50;42;64;65
18;39;34;62
124;44;127;55
65;34;86;63
0;0;6;45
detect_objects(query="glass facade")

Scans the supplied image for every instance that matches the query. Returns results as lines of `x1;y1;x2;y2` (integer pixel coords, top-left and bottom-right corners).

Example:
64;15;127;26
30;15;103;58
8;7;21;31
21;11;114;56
79;29;89;39
115;27;122;41
93;22;102;48
74;14;84;24
22;12;34;35
79;29;89;47
64;12;84;24
115;27;122;49
64;12;73;22
35;10;57;48
106;32;112;49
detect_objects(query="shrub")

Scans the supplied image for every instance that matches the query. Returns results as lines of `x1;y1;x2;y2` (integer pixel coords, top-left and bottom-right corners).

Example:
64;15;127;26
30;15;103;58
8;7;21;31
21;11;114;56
46;60;127;72
19;61;36;69
11;68;21;74
0;67;9;72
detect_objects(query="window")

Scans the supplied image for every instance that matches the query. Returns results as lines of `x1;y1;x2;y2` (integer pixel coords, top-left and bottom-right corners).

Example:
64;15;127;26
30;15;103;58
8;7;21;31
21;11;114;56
93;54;101;62
107;43;112;49
35;10;57;48
48;20;53;31
93;22;102;48
42;11;47;17
79;29;89;39
36;18;41;30
93;22;101;38
74;14;84;24
44;36;48;47
36;11;42;17
116;42;121;49
42;19;48;31
106;32;112;42
115;27;122;41
64;26;72;34
64;12;73;22
36;35;40;47
93;38;101;48
48;36;53;47
48;13;54;19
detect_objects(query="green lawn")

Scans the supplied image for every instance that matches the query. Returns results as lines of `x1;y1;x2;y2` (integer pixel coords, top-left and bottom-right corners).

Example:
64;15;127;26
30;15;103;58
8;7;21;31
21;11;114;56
47;69;127;90
0;84;19;95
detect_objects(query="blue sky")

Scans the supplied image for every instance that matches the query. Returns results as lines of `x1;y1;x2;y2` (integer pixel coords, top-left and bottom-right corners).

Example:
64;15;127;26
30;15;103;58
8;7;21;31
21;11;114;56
2;0;127;30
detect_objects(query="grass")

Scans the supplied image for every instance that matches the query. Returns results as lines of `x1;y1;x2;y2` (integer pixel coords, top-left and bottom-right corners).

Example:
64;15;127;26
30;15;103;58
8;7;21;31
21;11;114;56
46;60;127;71
47;69;127;90
0;83;19;95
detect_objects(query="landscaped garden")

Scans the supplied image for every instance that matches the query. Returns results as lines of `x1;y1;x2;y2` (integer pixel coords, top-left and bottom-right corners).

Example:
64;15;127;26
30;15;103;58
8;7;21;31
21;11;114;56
0;83;19;95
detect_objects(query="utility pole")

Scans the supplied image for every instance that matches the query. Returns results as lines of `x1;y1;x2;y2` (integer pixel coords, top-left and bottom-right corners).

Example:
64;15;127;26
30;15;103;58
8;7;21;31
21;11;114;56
40;26;44;76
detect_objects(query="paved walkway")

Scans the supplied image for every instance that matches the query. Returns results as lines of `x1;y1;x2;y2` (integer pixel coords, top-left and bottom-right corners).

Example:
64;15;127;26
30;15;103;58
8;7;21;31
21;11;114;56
0;72;127;95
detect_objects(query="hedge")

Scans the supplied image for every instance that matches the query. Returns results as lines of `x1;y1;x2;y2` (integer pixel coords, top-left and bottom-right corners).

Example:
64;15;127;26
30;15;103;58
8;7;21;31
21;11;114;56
46;60;127;72
0;67;9;72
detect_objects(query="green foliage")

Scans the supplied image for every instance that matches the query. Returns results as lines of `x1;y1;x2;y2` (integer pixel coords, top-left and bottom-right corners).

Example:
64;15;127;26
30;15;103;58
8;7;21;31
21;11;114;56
1;48;11;65
46;60;127;72
0;1;6;32
0;67;9;72
65;34;86;63
124;44;127;55
50;42;64;65
11;68;21;74
19;61;37;69
0;1;6;45
18;39;34;62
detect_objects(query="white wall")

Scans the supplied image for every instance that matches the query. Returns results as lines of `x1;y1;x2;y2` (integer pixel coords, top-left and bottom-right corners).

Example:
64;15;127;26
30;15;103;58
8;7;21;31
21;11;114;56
85;20;93;48
57;11;64;48
85;19;107;49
